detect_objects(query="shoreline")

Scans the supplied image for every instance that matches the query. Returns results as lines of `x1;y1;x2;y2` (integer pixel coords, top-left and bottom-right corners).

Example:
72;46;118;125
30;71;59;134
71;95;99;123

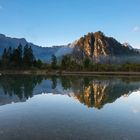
1;70;140;76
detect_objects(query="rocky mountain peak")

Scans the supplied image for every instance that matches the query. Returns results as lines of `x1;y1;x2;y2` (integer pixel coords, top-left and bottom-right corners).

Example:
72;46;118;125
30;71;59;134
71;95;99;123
123;42;133;50
72;31;137;60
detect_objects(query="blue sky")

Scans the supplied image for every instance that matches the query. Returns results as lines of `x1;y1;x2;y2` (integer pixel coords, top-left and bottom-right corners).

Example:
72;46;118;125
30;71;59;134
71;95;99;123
0;0;140;48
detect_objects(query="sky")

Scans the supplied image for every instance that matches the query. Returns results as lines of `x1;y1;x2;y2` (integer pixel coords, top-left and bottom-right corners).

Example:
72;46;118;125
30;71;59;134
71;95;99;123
0;0;140;48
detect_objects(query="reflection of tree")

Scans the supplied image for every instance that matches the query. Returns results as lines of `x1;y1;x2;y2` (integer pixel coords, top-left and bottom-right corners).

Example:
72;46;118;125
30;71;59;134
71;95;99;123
51;76;57;89
0;75;43;100
60;77;73;90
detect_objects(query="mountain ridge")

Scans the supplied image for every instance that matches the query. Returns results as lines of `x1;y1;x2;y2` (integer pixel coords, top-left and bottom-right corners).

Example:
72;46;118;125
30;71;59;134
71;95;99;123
0;32;139;63
72;31;138;60
0;33;72;62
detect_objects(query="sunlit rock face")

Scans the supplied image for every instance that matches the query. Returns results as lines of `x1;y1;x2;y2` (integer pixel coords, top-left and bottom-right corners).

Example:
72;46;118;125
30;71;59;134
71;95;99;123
72;31;138;61
93;32;109;57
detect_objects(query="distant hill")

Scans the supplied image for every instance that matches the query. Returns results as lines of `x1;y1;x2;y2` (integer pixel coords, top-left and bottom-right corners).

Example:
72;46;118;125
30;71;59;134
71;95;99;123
0;34;73;62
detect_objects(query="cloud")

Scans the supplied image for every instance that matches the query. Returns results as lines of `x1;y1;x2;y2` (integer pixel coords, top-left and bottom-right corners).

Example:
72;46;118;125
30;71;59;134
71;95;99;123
133;26;140;32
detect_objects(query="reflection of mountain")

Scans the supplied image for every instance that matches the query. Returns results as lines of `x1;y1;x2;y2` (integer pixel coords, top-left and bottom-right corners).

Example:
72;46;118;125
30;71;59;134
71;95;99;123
69;79;140;109
0;76;140;109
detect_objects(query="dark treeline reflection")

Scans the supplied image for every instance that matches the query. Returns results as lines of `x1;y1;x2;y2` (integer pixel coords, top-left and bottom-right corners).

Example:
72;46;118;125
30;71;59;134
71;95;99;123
0;75;43;99
0;75;140;109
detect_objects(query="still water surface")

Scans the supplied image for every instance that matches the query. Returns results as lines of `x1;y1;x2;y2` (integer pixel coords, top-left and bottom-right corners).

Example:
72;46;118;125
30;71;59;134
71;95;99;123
0;75;140;140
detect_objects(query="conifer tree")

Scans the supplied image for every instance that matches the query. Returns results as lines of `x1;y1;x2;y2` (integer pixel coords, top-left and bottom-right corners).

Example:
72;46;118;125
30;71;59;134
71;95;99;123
51;55;57;69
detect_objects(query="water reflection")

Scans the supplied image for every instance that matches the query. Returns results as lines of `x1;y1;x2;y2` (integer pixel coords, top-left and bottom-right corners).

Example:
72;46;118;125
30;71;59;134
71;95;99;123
0;75;140;109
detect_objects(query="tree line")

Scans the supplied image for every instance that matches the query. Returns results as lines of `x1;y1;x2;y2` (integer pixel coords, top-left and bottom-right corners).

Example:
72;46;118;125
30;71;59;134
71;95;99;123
0;45;140;72
51;55;140;72
0;44;43;69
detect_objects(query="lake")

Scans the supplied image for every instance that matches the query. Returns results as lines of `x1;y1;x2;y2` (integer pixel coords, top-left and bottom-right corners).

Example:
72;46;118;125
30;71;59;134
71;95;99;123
0;75;140;140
